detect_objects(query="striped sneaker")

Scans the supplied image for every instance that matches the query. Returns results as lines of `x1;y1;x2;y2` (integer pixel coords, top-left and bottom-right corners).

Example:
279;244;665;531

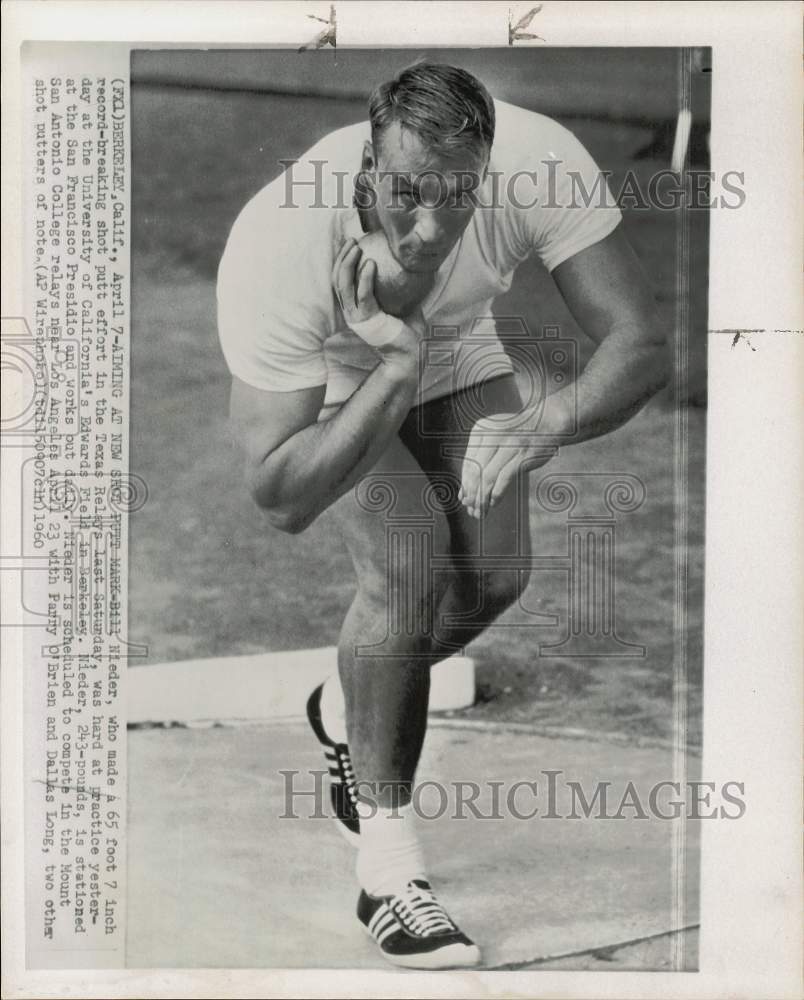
358;879;481;969
306;683;360;846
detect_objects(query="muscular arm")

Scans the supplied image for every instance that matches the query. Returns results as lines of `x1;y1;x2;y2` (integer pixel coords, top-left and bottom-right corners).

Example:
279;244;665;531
549;225;669;443
230;344;418;534
460;225;669;518
230;238;424;534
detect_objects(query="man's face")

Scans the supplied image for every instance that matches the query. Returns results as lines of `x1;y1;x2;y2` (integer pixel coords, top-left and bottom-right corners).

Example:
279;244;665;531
367;123;487;274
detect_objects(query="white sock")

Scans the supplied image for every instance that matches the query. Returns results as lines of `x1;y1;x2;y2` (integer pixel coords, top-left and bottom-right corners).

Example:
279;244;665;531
356;802;427;897
320;674;347;744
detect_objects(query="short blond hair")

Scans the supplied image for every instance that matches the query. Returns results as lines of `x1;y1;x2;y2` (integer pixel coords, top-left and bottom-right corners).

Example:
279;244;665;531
369;63;495;161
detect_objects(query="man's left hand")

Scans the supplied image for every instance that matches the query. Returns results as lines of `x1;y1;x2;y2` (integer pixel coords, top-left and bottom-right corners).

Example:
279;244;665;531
459;394;571;519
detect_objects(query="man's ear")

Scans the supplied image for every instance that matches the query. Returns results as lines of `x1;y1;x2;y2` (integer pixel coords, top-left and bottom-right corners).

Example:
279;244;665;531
361;140;376;173
355;141;379;222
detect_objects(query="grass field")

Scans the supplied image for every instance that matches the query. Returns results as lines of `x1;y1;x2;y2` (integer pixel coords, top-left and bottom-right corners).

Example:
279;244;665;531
129;83;707;746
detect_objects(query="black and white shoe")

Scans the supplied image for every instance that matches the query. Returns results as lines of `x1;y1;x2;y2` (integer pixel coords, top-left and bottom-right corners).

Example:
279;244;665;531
358;879;481;969
306;683;360;846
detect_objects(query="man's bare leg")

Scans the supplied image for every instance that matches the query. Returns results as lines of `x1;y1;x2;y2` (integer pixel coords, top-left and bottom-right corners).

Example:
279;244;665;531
329;374;530;808
398;374;532;662
328;433;451;810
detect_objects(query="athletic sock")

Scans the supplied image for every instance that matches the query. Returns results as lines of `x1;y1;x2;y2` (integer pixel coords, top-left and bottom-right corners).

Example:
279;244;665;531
356;802;427;897
320;674;348;744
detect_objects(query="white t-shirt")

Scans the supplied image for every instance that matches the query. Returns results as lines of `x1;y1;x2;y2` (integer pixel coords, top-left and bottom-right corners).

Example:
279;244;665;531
217;100;621;407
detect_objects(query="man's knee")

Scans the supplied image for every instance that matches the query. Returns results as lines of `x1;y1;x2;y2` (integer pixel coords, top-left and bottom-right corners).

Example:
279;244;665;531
481;568;530;620
454;567;530;624
354;520;453;635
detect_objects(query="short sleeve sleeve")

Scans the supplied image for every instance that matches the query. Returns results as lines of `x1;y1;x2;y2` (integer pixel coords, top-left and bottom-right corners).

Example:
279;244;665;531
510;124;622;273
216;188;332;392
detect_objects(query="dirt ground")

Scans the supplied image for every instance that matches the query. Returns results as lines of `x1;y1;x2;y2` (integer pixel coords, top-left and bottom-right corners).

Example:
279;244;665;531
127;722;701;970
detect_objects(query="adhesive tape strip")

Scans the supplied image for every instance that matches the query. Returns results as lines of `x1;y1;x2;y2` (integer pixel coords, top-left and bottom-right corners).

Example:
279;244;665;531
349;312;405;348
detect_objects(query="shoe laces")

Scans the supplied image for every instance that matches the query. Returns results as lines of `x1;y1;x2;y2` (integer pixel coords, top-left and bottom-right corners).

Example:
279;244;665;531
391;882;457;936
337;748;358;803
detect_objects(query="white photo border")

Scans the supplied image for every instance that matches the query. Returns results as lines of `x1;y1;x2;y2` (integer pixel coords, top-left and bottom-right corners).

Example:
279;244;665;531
2;2;802;998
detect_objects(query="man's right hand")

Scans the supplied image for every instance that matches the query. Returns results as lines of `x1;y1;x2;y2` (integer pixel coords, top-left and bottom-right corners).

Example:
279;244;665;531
332;237;422;375
332;237;380;328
